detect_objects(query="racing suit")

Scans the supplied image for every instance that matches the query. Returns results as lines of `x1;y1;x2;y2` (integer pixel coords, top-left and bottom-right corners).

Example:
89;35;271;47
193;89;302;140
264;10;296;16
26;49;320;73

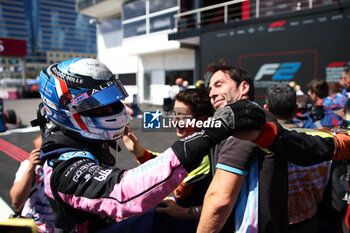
253;122;350;232
256;122;348;164
135;149;210;206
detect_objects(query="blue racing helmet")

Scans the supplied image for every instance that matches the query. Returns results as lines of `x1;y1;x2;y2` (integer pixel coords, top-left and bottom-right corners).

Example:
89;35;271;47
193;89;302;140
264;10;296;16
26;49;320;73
38;58;130;141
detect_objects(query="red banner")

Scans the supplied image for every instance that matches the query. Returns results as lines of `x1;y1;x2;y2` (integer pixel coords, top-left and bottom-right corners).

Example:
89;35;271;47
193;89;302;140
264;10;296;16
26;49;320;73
0;37;27;57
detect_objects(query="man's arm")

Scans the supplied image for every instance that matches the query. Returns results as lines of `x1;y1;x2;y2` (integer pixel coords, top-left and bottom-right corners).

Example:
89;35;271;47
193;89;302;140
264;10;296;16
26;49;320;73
252;122;350;165
10;149;41;212
197;169;245;233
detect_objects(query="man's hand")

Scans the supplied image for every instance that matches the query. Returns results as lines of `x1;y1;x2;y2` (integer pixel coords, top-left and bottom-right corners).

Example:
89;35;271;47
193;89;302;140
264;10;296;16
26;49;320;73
122;125;145;158
28;148;41;169
156;197;199;219
213;99;266;140
213;99;266;132
171;99;266;173
156;197;187;218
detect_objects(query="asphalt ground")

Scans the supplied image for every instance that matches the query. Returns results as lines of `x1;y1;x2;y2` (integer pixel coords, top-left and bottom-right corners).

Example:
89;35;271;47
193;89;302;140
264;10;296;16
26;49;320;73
0;98;177;216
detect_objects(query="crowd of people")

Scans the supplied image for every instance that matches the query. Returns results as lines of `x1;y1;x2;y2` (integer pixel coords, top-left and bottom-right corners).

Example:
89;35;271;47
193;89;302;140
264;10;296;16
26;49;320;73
9;58;350;233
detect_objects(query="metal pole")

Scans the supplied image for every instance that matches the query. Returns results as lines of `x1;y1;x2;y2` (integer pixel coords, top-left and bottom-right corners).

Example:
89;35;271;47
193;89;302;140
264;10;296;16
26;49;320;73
309;0;313;9
20;58;26;98
20;58;26;86
146;0;150;34
196;12;200;28
256;0;260;18
224;5;228;23
176;0;180;31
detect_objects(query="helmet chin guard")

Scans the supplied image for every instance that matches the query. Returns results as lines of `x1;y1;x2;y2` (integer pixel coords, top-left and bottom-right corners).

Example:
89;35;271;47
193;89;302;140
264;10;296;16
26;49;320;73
37;58;130;142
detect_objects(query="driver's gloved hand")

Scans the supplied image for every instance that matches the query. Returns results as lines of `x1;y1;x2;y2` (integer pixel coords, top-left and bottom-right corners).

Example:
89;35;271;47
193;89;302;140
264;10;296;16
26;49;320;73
172;99;266;172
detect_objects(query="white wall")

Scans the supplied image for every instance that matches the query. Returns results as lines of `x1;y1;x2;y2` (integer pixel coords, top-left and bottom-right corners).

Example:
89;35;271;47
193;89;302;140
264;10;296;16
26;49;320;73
140;50;195;105
123;85;138;104
141;49;195;71
96;26;196;105
122;32;180;55
149;70;165;105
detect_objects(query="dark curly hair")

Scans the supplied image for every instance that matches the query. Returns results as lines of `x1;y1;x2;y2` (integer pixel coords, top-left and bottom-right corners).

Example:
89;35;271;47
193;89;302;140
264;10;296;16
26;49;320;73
266;83;296;120
175;88;214;118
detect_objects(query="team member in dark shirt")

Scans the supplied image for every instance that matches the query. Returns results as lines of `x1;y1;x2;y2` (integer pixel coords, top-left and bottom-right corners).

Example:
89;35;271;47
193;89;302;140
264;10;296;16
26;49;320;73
198;60;285;233
198;60;350;233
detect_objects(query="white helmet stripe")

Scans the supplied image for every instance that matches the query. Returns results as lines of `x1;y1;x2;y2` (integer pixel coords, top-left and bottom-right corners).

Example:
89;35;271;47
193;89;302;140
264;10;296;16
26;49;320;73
65;110;88;132
54;77;63;98
72;112;90;132
49;69;71;99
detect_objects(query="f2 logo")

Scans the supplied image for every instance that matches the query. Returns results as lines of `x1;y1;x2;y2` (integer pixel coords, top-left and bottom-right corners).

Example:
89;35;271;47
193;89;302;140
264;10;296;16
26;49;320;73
254;62;301;81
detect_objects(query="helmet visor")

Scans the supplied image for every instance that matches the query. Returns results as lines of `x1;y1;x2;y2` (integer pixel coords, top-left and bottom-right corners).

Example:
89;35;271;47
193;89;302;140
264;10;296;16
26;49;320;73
69;78;128;113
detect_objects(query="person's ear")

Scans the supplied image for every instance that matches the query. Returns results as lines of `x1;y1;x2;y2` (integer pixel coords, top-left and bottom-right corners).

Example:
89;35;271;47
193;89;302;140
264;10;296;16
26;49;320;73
240;81;250;97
